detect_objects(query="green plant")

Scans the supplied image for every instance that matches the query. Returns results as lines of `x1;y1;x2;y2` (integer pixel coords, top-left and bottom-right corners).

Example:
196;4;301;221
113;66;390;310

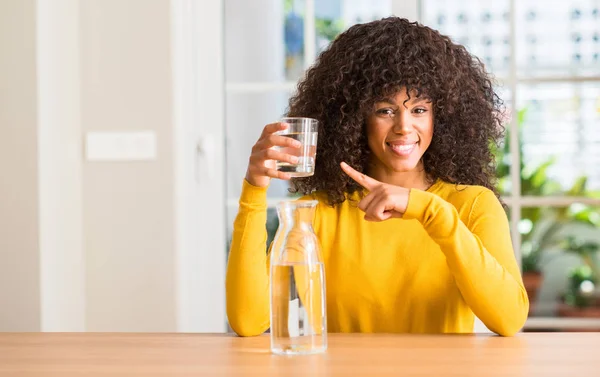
493;108;600;274
564;265;597;308
266;207;279;252
521;246;541;274
562;236;600;298
315;18;344;42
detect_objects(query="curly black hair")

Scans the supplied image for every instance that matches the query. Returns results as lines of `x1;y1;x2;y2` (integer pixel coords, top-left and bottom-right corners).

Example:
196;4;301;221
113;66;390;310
286;17;505;206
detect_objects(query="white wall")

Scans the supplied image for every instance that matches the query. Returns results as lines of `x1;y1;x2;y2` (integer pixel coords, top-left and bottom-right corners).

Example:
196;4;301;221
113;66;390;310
80;0;177;332
173;0;226;333
37;0;85;332
0;0;41;332
0;0;226;332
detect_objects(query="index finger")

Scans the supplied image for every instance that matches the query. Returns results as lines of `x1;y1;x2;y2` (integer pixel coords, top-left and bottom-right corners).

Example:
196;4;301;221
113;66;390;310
340;162;380;191
260;122;288;138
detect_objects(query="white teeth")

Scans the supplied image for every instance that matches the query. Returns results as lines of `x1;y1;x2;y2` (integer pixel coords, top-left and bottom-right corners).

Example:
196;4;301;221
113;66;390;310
389;143;416;152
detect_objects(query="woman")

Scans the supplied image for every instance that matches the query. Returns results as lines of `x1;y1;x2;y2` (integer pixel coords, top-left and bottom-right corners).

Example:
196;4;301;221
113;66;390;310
226;17;528;337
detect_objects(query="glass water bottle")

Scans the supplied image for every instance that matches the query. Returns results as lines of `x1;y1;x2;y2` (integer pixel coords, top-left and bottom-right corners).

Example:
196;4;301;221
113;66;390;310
270;200;327;355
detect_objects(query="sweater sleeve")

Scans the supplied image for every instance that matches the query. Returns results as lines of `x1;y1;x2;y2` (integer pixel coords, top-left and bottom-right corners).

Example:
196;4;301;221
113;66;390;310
402;187;529;336
225;180;271;336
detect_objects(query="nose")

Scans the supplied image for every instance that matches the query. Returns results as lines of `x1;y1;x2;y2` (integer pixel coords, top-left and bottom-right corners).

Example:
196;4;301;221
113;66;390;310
392;109;414;134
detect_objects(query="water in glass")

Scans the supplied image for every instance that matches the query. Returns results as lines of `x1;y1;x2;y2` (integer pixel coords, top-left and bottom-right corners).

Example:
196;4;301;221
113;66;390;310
275;118;318;177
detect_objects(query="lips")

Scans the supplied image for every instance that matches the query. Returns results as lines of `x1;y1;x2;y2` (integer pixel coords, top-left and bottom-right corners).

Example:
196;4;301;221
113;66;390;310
386;141;418;157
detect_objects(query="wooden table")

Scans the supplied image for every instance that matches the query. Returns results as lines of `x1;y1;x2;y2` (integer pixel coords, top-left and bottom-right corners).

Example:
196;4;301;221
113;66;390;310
1;333;599;376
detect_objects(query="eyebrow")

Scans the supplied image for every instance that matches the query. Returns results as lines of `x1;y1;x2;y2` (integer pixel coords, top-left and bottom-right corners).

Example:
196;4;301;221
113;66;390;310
378;98;397;105
376;96;431;106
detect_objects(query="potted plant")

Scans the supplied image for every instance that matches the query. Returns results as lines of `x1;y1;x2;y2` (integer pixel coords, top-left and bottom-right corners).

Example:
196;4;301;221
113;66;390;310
521;247;543;310
492;108;600;314
492;108;558;310
557;235;600;318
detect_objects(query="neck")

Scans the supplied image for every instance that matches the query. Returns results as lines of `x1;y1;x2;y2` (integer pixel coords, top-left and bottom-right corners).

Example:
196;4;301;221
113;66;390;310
367;160;432;191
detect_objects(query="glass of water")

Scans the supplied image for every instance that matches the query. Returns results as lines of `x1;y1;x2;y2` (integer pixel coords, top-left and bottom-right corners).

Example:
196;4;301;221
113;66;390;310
276;117;318;177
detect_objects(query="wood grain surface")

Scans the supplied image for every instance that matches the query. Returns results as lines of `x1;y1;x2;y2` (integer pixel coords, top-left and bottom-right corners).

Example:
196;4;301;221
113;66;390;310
1;332;599;376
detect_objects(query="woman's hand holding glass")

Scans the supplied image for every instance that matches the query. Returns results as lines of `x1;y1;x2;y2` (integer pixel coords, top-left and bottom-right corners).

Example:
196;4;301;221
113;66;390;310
245;122;302;187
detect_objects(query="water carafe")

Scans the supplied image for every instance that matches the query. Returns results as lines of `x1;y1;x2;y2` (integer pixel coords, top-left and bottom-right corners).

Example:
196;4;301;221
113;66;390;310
270;200;327;355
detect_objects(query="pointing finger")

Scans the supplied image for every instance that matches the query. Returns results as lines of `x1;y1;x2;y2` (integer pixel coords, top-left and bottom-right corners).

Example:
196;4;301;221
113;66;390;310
340;162;380;191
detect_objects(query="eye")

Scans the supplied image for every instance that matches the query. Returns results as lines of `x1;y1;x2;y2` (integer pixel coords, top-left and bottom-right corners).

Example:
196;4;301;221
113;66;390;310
413;107;428;114
376;108;396;117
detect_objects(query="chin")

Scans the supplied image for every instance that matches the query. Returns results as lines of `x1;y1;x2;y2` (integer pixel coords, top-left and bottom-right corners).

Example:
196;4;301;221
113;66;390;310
388;160;420;173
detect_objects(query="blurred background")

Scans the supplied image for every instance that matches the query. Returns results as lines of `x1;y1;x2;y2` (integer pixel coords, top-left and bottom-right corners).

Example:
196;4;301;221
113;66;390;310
1;0;599;333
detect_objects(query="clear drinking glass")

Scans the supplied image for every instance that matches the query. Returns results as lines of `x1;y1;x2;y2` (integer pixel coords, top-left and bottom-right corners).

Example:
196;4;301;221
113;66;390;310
275;117;319;177
270;200;327;355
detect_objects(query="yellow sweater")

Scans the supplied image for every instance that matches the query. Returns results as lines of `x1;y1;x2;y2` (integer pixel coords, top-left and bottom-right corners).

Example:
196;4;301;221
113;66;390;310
226;179;529;337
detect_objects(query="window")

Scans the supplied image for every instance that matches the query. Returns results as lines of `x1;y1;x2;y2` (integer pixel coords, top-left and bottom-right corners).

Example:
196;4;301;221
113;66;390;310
423;0;600;330
224;0;600;331
225;0;394;246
